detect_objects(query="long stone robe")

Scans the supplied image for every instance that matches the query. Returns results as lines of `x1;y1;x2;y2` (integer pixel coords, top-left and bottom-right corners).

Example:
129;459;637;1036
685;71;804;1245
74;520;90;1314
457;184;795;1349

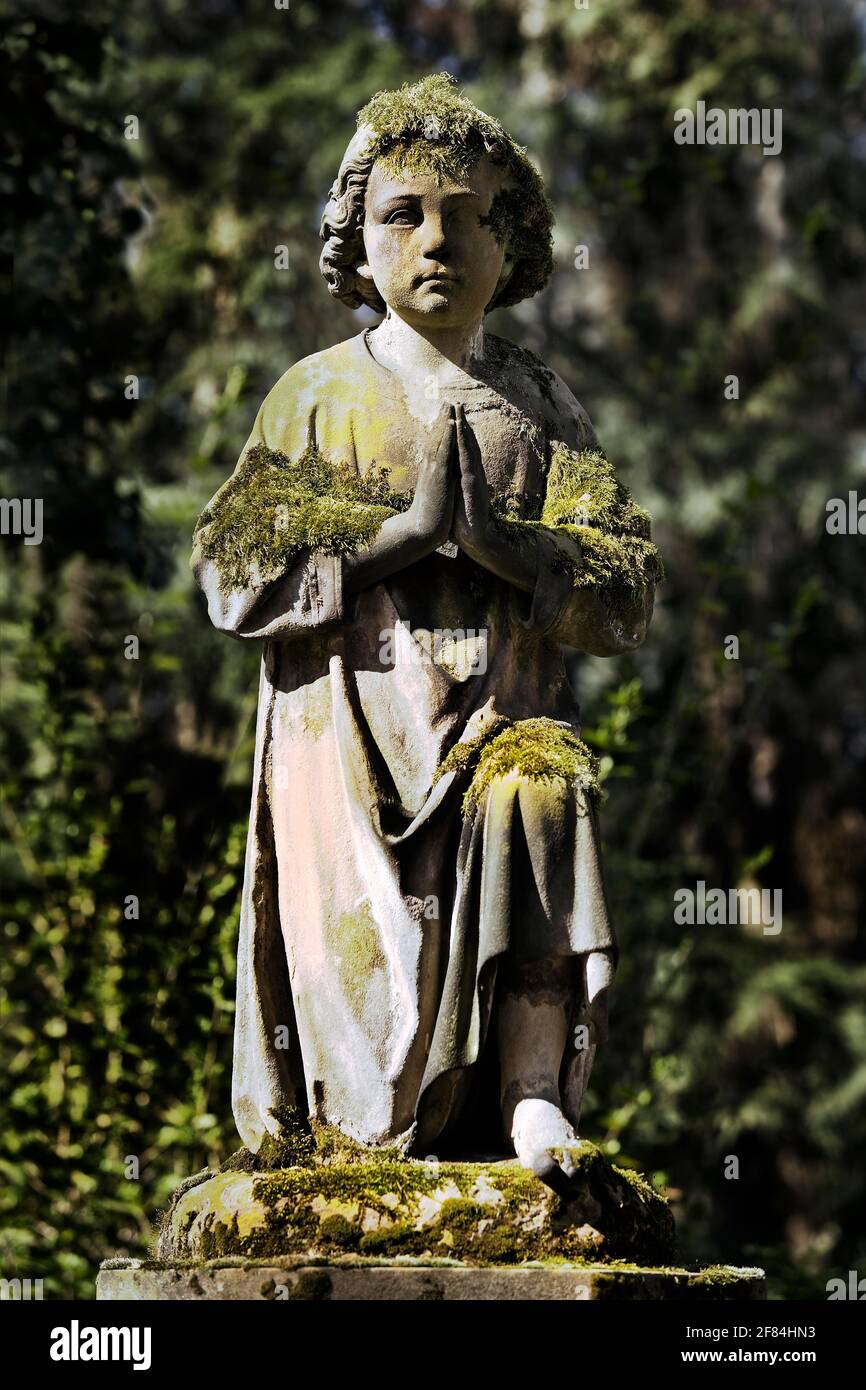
192;329;654;1156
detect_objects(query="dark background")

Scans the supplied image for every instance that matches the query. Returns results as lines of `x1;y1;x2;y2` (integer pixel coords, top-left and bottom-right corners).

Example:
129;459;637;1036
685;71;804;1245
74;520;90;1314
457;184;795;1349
2;0;865;1299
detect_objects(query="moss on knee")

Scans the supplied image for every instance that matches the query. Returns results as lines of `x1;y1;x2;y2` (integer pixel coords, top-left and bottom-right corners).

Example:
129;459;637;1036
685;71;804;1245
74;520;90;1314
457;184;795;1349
435;716;601;814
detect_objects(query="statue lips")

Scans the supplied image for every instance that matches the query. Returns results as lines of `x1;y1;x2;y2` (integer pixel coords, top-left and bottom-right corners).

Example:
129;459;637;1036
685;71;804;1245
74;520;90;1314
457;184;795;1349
417;271;462;308
417;270;460;289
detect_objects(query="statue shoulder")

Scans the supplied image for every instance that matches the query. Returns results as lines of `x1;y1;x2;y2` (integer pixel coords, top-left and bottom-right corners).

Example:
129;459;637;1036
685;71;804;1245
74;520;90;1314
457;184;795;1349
485;334;597;451
257;333;371;449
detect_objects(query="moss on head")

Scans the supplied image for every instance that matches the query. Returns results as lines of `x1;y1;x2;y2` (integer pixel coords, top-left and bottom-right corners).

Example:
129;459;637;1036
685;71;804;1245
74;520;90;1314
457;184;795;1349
320;73;554;313
360;74;529;185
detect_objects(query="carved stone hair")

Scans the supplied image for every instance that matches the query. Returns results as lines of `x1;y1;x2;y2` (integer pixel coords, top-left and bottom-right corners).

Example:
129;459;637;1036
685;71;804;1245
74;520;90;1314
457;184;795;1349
319;90;554;315
319;127;384;314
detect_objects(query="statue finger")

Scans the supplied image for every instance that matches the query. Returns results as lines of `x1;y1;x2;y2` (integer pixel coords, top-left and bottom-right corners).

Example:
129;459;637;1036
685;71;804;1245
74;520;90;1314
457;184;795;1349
455;402;482;476
454;403;474;477
432;405;455;463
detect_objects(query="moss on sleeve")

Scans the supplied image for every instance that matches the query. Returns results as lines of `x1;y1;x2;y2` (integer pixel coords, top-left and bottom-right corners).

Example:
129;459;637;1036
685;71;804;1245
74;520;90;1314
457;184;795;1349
193;442;410;593
492;445;664;611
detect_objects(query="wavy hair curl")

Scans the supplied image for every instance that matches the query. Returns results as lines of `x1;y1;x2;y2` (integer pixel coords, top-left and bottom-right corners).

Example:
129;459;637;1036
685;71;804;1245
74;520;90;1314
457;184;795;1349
319;135;383;313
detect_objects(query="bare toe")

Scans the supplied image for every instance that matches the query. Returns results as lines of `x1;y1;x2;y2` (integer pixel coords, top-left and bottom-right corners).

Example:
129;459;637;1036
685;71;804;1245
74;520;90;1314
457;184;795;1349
511;1098;583;1191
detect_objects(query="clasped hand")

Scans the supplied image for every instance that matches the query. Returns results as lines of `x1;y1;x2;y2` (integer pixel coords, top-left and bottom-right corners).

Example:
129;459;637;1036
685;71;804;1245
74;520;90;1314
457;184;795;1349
343;399;535;598
409;401;492;559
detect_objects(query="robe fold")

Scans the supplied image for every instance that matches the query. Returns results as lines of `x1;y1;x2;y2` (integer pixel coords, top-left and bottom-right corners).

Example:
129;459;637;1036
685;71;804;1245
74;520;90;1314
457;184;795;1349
192;329;654;1155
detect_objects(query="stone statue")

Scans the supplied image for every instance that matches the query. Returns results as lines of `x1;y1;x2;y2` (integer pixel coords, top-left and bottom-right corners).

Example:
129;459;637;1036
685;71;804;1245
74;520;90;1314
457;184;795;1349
191;74;661;1190
99;75;764;1299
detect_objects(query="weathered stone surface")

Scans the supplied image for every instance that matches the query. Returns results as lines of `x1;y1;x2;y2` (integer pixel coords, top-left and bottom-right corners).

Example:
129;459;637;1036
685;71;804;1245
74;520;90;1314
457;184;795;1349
157;1142;675;1267
191;74;660;1177
98;1258;766;1302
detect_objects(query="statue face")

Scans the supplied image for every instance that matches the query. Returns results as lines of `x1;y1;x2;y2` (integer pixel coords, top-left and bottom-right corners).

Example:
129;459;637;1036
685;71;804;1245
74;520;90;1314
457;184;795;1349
360;154;512;328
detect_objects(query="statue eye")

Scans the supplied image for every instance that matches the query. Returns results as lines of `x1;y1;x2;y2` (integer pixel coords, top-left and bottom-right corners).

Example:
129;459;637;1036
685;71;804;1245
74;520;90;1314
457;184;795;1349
386;208;418;225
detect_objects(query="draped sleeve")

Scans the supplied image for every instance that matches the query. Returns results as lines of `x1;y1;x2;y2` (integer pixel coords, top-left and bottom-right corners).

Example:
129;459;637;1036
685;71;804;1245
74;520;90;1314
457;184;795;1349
191;395;352;641
504;379;661;657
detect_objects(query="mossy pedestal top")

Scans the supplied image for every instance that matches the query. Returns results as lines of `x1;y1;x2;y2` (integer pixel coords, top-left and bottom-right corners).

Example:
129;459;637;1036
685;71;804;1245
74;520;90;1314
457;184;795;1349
123;1128;766;1299
157;1132;677;1268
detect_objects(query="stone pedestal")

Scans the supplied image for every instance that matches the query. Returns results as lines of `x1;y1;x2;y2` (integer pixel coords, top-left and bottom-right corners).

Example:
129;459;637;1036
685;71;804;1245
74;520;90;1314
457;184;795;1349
99;1134;764;1301
155;1142;677;1267
98;1257;766;1301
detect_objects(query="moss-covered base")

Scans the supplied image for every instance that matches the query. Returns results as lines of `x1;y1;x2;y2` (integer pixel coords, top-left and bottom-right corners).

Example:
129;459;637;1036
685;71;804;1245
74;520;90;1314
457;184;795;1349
98;1257;766;1302
157;1139;676;1267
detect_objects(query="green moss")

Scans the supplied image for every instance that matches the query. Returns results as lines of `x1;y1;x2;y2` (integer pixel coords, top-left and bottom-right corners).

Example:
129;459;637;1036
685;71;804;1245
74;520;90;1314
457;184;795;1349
492;445;664;616
237;1129;666;1270
171;1166;215;1197
299;681;331;740
358;1222;421;1256
251;1159;441;1213
193;1208;243;1263
308;1118;406;1168
436;1198;522;1262
194;441;409;593
220;1106;408;1175
432;713;511;786
468;719;601;809
327;900;386;1019
357;74;553;308
614;1163;667;1209
543;447;652;537
257;1105;317;1170
354;1197;523;1263
435;716;601;815
317;1214;361;1248
108;1254;766;1290
161;1128;677;1268
196;437;661;635
178;1148;669;1266
547;1143;676;1269
219;1146;258;1174
691;1264;766;1287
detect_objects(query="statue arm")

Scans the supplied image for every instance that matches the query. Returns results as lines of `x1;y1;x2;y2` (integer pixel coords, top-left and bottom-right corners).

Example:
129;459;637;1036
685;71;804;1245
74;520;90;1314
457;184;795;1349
513;375;660;653
462;520;655;657
454;394;659;657
192;510;450;643
192;533;348;643
191;398;458;641
517;525;657;657
190;403;351;643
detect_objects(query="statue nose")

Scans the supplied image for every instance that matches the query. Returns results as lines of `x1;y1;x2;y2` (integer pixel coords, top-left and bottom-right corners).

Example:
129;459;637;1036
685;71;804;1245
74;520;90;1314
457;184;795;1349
419;217;448;257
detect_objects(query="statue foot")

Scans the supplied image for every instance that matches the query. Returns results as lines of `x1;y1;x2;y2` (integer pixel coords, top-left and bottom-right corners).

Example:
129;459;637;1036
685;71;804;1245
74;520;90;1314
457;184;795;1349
510;1098;582;1192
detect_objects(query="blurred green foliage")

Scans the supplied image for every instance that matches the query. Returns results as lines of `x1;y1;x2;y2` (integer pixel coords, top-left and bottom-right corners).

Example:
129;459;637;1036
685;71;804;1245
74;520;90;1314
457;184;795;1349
2;0;864;1299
